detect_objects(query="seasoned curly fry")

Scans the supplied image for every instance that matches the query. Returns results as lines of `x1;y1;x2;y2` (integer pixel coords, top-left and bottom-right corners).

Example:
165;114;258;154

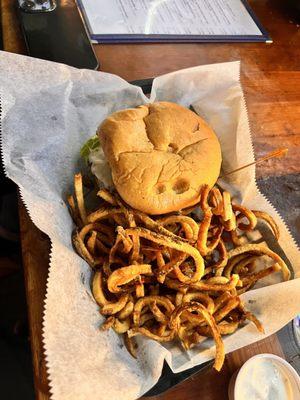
67;194;81;226
115;226;133;253
213;297;240;323
239;303;264;333
140;312;155;326
163;274;239;293
92;271;129;314
213;292;233;313
87;207;123;223
96;237;110;255
252;210;280;240
124;333;137;358
78;223;111;242
109;228;132;265
86;231;97;254
223;212;237;232
97;188;118;206
206;276;229;284
73;231;95;266
128;326;175;342
233;204;257;231
197;321;239;336
130;231;141;263
133;296;175;326
70;175;289;372
222;191;233;222
169;302;225;371
230;229;247;246
113;317;131;334
210;187;223;216
135;279;145;298
158;251;187;283
197;208;223;256
223;254;251;278
233;255;258;276
241;264;281;287
175;291;184;306
181;292;215;325
149;302;169;324
74;174;87;224
107;264;152;293
213;239;228;276
100;316;115;331
227;243;290;281
156;215;199;242
118;299;134;320
189;274;240;292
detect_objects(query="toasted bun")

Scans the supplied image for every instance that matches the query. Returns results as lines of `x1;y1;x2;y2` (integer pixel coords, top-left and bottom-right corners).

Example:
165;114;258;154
98;102;222;214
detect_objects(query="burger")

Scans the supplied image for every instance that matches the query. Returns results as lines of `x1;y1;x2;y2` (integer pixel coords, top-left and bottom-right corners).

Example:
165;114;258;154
81;101;222;214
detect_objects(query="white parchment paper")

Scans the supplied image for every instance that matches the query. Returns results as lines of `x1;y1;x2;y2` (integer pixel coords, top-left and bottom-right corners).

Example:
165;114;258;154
1;51;299;400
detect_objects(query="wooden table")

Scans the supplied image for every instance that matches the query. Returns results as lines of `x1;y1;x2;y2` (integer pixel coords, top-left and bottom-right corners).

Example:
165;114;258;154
2;0;299;399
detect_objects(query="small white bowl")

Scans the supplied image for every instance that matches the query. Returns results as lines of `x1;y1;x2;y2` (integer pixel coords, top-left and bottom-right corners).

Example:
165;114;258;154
228;353;300;400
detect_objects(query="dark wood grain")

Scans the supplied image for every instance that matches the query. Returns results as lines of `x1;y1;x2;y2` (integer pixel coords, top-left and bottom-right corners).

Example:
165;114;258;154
2;0;299;399
18;199;50;400
144;334;285;400
1;0;27;54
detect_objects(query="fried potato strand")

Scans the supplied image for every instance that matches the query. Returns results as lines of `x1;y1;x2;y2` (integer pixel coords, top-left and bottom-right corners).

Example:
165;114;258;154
133;296;175;326
92;271;129;315
107;264;152;294
170;302;225;371
252;210;280;240
233;204;257;231
128;326;175;342
227;243;290;281
124;333;137;358
197;321;239;336
156;215;199;242
74;174;87;225
100;316;115;331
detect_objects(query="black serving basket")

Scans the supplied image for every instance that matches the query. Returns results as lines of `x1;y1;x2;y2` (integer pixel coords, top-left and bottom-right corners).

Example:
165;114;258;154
144;361;211;397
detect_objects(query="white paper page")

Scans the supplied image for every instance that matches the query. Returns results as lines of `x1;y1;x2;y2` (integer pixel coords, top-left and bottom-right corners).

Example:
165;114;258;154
80;0;262;36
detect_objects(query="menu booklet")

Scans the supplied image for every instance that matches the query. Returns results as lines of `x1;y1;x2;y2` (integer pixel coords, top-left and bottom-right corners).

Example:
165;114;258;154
78;0;271;43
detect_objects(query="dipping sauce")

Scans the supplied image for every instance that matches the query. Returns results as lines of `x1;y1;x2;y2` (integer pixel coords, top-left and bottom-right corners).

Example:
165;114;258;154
235;357;293;400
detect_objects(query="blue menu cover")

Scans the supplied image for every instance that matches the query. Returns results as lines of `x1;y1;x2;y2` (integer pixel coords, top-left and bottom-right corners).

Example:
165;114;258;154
77;0;271;44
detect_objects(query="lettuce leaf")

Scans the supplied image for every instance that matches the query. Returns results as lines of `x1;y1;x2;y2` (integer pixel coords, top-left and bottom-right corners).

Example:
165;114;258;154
80;135;100;163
